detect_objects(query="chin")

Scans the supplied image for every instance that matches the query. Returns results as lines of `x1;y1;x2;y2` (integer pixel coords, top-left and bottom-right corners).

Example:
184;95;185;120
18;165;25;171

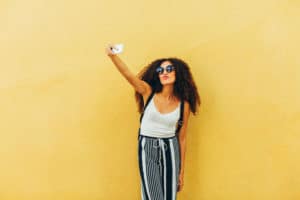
161;80;175;85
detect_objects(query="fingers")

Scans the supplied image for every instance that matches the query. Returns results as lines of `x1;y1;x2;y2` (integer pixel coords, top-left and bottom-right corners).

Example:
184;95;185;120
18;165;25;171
105;44;116;56
108;43;116;50
177;179;184;192
177;184;183;192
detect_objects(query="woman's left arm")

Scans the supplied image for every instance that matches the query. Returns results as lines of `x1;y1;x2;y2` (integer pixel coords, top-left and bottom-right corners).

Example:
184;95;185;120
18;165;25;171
178;101;191;175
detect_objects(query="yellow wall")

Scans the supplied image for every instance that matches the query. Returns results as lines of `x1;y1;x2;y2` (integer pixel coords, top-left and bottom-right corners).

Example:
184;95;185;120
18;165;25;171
0;0;299;199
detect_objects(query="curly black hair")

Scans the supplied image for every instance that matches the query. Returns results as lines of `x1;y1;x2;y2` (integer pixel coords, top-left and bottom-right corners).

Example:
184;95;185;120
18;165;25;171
134;57;201;115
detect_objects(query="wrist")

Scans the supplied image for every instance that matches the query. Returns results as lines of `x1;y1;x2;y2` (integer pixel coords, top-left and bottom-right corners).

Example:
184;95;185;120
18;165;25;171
108;54;117;58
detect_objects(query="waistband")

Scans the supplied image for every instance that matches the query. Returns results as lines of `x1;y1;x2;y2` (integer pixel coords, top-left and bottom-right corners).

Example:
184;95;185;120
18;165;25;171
139;134;177;140
138;134;178;153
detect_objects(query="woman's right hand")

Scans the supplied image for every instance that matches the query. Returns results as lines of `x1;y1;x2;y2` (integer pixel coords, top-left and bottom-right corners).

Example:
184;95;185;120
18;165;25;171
105;44;117;57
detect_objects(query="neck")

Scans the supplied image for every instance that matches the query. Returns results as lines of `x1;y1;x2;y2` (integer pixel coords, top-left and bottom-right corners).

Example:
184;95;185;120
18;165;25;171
159;85;176;101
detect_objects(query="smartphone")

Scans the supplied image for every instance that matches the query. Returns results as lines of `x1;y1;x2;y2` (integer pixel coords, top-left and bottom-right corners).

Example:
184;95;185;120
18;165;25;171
110;44;124;54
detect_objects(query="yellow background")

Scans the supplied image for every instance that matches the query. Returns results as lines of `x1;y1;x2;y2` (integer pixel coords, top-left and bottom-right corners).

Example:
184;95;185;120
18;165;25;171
1;0;300;199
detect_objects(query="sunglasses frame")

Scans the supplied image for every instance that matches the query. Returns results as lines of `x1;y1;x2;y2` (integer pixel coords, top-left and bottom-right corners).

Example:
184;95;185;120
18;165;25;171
156;65;175;74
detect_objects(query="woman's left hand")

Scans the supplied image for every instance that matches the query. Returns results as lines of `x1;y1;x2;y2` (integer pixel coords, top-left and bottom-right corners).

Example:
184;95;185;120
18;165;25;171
177;171;184;192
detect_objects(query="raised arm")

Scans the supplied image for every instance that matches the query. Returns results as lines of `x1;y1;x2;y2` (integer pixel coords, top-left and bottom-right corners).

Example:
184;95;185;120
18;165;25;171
105;44;151;96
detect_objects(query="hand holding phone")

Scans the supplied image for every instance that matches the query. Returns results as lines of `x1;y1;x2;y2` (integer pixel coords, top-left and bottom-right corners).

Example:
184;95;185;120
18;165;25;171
109;43;124;55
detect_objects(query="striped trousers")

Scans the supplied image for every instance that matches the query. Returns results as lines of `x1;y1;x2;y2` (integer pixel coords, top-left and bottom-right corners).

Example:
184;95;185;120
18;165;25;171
138;134;181;200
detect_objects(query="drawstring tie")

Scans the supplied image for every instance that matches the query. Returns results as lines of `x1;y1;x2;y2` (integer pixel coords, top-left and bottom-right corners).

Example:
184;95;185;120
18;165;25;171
153;138;168;175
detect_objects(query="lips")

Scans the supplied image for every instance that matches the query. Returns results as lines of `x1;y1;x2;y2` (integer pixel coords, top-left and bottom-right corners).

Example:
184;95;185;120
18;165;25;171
162;76;169;79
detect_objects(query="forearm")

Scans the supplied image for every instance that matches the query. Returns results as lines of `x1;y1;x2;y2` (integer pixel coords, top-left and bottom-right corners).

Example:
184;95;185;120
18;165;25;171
178;136;186;174
108;54;133;79
107;53;149;94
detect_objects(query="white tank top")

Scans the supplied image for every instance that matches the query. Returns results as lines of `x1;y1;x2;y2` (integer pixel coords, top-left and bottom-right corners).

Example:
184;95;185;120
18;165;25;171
140;94;180;138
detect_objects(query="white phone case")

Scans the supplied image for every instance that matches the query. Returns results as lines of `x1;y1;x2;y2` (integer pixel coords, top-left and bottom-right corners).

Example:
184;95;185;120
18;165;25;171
111;44;124;54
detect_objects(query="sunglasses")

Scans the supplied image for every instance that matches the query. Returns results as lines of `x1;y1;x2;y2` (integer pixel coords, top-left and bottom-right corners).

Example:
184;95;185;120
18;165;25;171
156;65;175;74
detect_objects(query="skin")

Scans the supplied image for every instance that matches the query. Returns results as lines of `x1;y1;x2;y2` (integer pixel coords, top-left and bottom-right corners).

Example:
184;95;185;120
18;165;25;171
151;61;191;192
106;45;190;192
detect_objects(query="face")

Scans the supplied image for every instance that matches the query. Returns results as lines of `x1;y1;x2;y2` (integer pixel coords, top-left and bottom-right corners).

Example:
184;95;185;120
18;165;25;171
156;61;176;85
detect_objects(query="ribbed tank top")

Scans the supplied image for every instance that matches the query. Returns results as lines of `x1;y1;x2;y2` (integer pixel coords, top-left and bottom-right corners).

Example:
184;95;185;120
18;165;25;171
140;94;180;138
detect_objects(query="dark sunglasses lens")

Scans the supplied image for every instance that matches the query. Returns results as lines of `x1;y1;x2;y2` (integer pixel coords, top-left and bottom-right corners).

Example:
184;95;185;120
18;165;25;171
166;65;174;72
156;67;163;74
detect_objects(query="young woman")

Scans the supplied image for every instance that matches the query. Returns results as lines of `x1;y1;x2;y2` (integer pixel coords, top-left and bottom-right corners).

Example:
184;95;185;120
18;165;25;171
105;44;201;200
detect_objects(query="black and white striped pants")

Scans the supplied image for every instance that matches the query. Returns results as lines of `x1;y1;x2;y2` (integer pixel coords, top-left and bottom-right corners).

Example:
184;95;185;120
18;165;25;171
138;134;181;200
